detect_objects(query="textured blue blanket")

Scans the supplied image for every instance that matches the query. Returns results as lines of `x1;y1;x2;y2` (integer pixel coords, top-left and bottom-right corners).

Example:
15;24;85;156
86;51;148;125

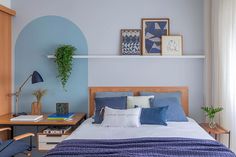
45;138;236;157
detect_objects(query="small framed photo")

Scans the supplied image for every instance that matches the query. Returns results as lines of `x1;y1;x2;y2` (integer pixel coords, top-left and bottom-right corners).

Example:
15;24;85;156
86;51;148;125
120;29;141;55
141;18;170;55
161;35;183;56
56;103;69;115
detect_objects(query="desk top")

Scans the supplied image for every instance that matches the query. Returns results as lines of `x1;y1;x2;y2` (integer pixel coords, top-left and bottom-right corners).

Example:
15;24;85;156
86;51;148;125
0;113;86;126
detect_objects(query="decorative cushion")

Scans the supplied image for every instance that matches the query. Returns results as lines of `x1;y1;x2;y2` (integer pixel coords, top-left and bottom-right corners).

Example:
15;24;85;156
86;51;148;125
101;106;141;127
150;97;188;122
94;97;127;124
127;96;154;109
95;92;133;98
135;105;168;125
140;92;182;103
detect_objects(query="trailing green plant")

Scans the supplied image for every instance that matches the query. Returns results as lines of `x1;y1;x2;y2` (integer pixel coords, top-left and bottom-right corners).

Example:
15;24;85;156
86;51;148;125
201;106;223;119
32;89;47;104
55;45;76;90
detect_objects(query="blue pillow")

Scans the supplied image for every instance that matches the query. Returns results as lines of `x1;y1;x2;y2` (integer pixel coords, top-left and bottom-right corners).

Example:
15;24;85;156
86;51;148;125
95;92;133;98
94;97;127;124
138;106;169;126
150;97;188;122
140;92;181;103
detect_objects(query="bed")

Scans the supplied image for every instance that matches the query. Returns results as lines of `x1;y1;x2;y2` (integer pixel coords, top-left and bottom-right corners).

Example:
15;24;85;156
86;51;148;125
45;87;236;157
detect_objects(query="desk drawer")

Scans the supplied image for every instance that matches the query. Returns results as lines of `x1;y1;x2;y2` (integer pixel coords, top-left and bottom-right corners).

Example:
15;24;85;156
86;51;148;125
38;134;70;143
38;142;57;150
38;134;70;150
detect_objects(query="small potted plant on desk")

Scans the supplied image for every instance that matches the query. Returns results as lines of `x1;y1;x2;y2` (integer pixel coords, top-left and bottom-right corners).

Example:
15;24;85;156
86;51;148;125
32;89;47;115
201;106;223;128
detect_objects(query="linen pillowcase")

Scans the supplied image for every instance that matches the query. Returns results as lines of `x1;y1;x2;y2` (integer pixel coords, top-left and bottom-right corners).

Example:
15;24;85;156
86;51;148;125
150;97;188;122
101;106;141;127
95;92;133;98
140;92;182;103
94;97;127;124
127;96;154;109
135;105;168;126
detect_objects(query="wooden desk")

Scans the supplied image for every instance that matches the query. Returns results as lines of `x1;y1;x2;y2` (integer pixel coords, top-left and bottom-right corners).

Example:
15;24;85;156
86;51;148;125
0;113;86;126
200;123;230;148
0;113;86;140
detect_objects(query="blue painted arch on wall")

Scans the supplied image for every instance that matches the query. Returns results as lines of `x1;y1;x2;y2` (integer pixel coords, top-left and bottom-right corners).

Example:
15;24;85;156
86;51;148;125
15;16;88;113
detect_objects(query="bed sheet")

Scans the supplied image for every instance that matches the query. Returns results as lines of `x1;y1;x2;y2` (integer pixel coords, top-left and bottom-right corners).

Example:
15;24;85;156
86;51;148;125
66;117;213;141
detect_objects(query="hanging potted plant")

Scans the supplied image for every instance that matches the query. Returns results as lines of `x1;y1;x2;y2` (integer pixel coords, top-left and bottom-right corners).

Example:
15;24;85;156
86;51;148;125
201;106;223;128
32;89;47;115
55;45;76;90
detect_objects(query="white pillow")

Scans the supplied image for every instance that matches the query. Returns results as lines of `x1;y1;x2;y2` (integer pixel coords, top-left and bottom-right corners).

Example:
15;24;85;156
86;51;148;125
101;106;141;127
127;96;154;109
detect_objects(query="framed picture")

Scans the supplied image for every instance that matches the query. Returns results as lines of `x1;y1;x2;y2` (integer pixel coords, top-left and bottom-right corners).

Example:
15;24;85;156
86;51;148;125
120;29;141;55
161;35;183;56
141;18;170;55
56;103;69;115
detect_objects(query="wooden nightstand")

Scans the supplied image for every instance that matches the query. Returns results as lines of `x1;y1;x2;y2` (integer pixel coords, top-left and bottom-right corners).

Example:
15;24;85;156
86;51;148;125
200;123;230;148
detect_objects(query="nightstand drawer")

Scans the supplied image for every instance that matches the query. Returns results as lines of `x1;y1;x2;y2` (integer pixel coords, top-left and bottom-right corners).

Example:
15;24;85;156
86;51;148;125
38;134;70;143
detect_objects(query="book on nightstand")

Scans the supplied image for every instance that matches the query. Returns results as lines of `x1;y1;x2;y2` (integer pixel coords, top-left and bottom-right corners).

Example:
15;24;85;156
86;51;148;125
43;126;72;134
47;113;74;120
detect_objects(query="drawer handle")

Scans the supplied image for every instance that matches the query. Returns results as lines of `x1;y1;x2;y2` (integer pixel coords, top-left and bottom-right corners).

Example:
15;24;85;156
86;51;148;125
46;142;59;145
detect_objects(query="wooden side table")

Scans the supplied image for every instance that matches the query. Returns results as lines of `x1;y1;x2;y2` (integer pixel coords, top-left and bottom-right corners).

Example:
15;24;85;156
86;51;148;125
200;123;230;148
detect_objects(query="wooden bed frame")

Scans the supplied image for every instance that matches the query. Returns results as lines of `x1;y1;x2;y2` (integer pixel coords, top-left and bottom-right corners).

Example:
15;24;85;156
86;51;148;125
89;86;189;117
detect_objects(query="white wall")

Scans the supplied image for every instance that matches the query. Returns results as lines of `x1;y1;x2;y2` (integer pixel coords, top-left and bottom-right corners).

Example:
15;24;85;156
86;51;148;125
0;0;11;8
12;0;205;122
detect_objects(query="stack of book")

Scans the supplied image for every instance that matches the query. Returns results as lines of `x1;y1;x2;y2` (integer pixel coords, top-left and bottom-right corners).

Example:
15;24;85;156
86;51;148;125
43;126;72;134
47;113;74;120
10;115;43;122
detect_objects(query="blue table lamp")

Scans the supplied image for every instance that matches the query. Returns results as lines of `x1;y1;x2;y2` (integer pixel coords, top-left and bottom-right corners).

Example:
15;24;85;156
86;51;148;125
13;71;44;116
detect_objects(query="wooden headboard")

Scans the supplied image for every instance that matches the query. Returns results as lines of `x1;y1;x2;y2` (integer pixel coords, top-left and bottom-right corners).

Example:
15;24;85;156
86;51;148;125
89;86;189;117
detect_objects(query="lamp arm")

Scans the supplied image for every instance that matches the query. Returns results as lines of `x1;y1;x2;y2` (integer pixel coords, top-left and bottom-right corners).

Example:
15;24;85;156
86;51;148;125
12;74;33;116
14;74;33;95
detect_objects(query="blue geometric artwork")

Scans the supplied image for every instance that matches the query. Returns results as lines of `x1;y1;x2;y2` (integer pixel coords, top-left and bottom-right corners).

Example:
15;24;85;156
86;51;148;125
121;29;141;55
142;19;169;55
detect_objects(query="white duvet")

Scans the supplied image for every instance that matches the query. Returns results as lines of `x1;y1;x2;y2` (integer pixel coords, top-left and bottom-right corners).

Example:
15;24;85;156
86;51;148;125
66;117;213;141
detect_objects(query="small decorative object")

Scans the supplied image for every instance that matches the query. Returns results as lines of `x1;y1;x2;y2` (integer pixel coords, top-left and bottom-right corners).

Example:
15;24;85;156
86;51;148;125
55;45;76;91
120;29;141;55
31;89;47;115
201;106;223;129
56;103;69;115
12;71;44;117
161;35;183;56
141;18;170;55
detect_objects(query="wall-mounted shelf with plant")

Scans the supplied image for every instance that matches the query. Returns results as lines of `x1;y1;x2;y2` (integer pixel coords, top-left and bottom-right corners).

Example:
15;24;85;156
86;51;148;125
54;45;76;91
47;54;205;59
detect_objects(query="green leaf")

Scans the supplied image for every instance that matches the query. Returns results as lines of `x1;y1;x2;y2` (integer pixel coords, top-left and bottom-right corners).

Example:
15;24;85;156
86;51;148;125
201;106;223;119
54;44;76;91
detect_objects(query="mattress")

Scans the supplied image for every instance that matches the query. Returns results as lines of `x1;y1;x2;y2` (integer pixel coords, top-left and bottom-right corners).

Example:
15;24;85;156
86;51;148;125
66;117;213;140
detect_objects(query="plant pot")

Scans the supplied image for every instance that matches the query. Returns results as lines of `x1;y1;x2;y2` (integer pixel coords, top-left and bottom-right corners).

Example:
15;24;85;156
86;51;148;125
31;102;42;115
209;117;216;129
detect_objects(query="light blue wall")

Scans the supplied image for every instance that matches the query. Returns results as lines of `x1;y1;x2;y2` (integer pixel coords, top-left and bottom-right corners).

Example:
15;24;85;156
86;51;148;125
12;1;205;156
12;0;205;122
15;16;88;113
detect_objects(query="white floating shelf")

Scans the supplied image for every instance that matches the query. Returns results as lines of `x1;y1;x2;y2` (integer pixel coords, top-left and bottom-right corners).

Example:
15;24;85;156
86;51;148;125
47;55;205;59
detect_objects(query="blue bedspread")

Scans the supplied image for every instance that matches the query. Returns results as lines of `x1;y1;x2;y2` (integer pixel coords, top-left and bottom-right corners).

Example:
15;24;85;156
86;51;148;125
45;137;236;157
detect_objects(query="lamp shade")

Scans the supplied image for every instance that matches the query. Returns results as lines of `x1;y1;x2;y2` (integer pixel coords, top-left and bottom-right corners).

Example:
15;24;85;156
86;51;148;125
32;71;44;84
